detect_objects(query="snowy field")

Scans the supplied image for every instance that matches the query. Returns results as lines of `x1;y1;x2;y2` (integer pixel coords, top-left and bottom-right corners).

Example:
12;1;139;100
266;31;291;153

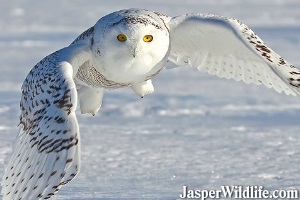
1;0;300;199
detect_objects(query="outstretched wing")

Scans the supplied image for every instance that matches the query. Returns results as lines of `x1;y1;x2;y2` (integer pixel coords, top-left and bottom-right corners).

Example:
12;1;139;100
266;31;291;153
2;51;80;200
168;14;300;95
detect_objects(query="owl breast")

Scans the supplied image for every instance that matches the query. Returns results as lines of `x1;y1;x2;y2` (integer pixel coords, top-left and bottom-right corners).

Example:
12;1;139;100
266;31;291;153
75;61;131;89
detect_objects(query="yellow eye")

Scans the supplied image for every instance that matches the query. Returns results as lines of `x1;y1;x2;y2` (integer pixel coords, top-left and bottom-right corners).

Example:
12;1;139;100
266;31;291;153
117;34;127;42
143;35;153;42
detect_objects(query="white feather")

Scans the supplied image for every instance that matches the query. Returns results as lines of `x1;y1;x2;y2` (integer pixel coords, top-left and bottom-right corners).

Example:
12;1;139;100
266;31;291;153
168;13;300;95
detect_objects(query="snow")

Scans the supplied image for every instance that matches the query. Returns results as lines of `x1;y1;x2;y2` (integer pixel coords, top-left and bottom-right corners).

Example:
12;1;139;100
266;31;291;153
1;1;300;199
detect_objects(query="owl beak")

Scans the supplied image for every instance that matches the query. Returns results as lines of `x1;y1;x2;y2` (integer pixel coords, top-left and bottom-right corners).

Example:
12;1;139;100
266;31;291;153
130;43;138;58
131;48;137;58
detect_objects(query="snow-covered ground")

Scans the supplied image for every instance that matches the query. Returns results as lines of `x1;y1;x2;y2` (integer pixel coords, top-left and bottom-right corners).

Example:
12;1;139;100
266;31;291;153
1;1;300;199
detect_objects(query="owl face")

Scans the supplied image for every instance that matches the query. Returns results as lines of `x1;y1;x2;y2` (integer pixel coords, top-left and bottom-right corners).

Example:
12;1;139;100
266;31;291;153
91;10;170;84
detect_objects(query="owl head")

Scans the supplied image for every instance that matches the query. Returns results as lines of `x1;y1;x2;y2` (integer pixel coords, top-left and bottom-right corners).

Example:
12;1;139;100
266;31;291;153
91;9;170;84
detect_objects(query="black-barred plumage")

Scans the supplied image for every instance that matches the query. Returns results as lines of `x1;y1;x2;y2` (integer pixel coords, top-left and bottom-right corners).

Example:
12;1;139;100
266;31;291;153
3;50;81;199
3;8;300;199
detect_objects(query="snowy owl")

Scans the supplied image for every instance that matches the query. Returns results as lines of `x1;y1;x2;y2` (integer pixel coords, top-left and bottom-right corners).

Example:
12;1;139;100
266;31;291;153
2;8;300;199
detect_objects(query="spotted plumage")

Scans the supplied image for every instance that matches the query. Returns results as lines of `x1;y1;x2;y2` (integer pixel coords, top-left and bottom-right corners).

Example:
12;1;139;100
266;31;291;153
3;8;300;199
3;50;81;199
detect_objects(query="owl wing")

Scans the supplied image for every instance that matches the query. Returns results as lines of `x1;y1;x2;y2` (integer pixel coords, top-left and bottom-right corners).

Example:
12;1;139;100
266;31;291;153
2;50;81;200
71;26;94;45
167;14;300;95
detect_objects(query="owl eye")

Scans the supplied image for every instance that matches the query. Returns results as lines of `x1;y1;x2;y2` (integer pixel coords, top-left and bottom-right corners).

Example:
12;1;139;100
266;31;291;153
117;34;127;42
143;35;153;42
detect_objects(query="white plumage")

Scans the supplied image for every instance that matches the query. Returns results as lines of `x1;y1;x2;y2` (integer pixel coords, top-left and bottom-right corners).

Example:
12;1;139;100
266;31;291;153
2;8;300;199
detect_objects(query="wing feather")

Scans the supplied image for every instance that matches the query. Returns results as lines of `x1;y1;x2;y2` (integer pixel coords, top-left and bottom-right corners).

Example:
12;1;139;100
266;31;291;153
2;50;81;200
168;14;300;95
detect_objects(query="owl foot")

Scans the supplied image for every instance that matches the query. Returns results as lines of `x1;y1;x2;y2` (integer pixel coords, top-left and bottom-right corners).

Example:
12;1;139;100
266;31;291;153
77;85;104;115
131;79;155;98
